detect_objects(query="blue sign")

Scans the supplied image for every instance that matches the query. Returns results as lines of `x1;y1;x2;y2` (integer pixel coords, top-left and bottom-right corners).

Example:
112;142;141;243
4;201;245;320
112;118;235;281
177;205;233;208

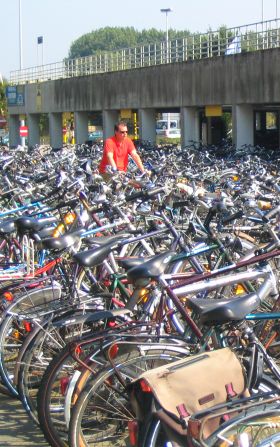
6;86;17;105
17;93;24;106
6;86;25;106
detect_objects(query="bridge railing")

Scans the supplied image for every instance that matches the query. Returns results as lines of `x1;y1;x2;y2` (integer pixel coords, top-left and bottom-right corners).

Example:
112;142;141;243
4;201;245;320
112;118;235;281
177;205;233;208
10;18;280;85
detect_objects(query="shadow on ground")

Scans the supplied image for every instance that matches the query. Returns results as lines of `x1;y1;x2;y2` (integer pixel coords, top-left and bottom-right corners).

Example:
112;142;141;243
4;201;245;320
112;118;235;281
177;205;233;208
0;394;50;446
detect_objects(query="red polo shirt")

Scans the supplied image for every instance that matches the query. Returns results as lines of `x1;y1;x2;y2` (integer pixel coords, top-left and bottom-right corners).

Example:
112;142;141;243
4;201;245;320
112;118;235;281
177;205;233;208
99;136;135;173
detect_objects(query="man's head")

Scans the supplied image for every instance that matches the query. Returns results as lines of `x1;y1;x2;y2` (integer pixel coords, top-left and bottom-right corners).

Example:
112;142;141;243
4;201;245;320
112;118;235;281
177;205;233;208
114;121;128;141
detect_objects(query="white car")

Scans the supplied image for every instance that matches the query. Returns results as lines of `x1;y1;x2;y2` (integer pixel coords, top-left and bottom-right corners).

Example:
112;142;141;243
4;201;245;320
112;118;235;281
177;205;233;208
156;120;181;138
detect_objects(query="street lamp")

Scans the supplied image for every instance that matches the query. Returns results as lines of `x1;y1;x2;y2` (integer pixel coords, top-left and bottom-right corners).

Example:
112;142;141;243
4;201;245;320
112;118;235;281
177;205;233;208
160;8;172;62
19;0;23;69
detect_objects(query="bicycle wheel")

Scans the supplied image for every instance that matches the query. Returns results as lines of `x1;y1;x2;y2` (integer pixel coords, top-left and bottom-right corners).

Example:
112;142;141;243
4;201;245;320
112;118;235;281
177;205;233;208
0;282;62;396
69;347;188;447
37;341;105;447
206;407;280;447
17;306;109;425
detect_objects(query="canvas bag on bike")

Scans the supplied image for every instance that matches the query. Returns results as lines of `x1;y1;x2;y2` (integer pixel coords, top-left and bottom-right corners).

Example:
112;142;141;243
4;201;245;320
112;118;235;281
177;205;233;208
130;347;248;440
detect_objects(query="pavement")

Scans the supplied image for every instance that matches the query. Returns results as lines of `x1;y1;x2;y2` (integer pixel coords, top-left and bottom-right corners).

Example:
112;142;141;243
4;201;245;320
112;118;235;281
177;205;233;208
0;392;50;446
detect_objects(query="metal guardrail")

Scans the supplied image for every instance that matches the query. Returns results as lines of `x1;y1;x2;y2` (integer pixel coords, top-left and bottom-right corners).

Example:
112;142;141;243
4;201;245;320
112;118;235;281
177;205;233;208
10;18;280;85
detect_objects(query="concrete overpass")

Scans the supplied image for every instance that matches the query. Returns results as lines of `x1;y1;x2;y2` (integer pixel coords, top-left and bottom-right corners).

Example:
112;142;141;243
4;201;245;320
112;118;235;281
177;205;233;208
7;48;280;149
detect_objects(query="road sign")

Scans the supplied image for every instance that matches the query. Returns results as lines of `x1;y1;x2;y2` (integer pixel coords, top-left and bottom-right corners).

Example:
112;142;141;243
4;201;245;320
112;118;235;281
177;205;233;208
19;126;28;137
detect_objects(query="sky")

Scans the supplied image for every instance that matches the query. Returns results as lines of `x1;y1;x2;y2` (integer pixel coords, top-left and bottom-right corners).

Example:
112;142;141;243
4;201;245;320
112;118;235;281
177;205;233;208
1;0;279;80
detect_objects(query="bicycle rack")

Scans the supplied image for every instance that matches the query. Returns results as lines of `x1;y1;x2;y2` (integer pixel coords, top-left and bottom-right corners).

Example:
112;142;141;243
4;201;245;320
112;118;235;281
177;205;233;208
0;235;35;280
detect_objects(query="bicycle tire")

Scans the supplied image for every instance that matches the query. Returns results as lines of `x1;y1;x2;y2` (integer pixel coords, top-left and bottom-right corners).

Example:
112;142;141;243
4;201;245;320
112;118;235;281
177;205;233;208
17;306;109;425
68;347;188;447
37;344;101;447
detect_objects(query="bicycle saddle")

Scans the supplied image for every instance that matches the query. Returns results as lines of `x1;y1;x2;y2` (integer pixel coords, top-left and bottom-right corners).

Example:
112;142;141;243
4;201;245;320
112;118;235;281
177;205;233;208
187;292;261;325
42;228;84;251
84;233;131;247
74;235;130;267
15;216;57;233
127;251;176;280
118;256;152;271
0;219;16;234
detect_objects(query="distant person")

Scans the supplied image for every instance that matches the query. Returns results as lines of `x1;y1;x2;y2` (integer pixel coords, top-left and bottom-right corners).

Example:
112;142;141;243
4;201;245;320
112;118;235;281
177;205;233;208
99;121;149;177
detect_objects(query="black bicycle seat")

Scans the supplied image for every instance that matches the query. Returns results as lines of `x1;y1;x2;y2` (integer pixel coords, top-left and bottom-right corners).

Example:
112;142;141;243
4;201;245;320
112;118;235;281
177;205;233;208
127;251;176;280
42;229;84;251
0;219;16;235
74;235;130;267
15;216;57;233
187;292;261;325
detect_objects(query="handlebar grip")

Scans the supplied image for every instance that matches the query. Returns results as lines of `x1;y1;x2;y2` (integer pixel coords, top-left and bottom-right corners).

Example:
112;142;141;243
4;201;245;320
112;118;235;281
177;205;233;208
125;191;145;202
126;186;166;203
146;186;166;198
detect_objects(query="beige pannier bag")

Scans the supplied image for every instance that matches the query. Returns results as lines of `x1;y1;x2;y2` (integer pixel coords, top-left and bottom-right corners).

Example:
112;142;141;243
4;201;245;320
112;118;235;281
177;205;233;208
131;347;248;440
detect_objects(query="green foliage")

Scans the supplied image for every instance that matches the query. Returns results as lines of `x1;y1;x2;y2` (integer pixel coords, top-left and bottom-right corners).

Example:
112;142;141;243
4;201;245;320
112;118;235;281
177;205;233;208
68;26;193;59
0;77;8;117
68;25;239;62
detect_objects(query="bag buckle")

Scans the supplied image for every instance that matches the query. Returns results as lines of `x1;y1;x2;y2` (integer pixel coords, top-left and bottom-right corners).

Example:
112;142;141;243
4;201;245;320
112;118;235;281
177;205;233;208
176;403;190;428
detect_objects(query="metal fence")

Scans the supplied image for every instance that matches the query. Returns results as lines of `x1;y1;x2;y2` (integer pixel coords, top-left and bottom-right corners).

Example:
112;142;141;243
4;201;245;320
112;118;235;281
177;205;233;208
10;18;280;85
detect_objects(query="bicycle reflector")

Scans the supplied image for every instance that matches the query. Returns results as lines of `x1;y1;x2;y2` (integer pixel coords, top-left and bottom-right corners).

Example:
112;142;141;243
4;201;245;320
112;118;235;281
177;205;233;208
75;346;83;355
234;284;246;295
127;420;138;446
3;291;14;301
140;379;152;393
60;377;70;396
23;321;32;332
108;343;119;359
52;223;65;238
138;288;149;302
64;211;76;224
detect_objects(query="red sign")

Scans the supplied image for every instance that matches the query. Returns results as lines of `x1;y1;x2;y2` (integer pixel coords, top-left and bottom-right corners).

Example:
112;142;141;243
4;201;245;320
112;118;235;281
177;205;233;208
19;126;28;137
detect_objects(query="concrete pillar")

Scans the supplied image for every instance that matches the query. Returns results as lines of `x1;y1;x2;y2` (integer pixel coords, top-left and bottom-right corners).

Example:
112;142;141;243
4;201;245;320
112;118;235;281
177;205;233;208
232;105;254;149
103;110;119;140
49;113;63;149
180;107;200;147
27;113;40;147
9;115;20;148
74;111;88;144
138;109;156;142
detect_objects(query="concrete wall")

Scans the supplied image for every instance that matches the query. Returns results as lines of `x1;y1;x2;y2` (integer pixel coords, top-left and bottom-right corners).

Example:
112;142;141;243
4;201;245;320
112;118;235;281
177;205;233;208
8;48;280;116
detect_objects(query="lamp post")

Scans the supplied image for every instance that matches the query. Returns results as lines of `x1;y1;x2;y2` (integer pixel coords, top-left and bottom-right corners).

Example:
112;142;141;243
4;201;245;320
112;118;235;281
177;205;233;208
160;8;172;63
19;0;23;69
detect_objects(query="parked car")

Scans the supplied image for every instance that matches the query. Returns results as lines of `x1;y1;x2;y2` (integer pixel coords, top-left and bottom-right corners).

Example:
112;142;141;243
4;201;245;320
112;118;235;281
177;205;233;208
156;120;181;138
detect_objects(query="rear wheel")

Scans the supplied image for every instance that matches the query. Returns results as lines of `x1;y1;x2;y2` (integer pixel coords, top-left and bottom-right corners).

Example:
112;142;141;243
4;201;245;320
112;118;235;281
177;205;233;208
69;347;188;447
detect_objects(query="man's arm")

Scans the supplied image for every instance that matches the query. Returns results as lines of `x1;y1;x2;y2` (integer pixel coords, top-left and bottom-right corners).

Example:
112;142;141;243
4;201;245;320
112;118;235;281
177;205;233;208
106;151;117;171
130;149;145;173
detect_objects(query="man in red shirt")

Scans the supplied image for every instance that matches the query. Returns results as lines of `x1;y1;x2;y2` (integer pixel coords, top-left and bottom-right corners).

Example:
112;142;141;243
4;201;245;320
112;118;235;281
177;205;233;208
99;121;147;175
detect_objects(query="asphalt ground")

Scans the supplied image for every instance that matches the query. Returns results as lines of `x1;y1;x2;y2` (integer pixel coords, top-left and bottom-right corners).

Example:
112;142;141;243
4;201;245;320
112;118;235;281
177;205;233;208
0;392;50;446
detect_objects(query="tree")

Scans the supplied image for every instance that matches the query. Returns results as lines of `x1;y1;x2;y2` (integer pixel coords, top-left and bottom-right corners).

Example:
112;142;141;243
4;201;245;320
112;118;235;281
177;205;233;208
0;76;8;119
68;27;192;59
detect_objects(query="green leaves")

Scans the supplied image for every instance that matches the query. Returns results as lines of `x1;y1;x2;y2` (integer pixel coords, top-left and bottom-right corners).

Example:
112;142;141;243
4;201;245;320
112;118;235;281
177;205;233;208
68;27;191;59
